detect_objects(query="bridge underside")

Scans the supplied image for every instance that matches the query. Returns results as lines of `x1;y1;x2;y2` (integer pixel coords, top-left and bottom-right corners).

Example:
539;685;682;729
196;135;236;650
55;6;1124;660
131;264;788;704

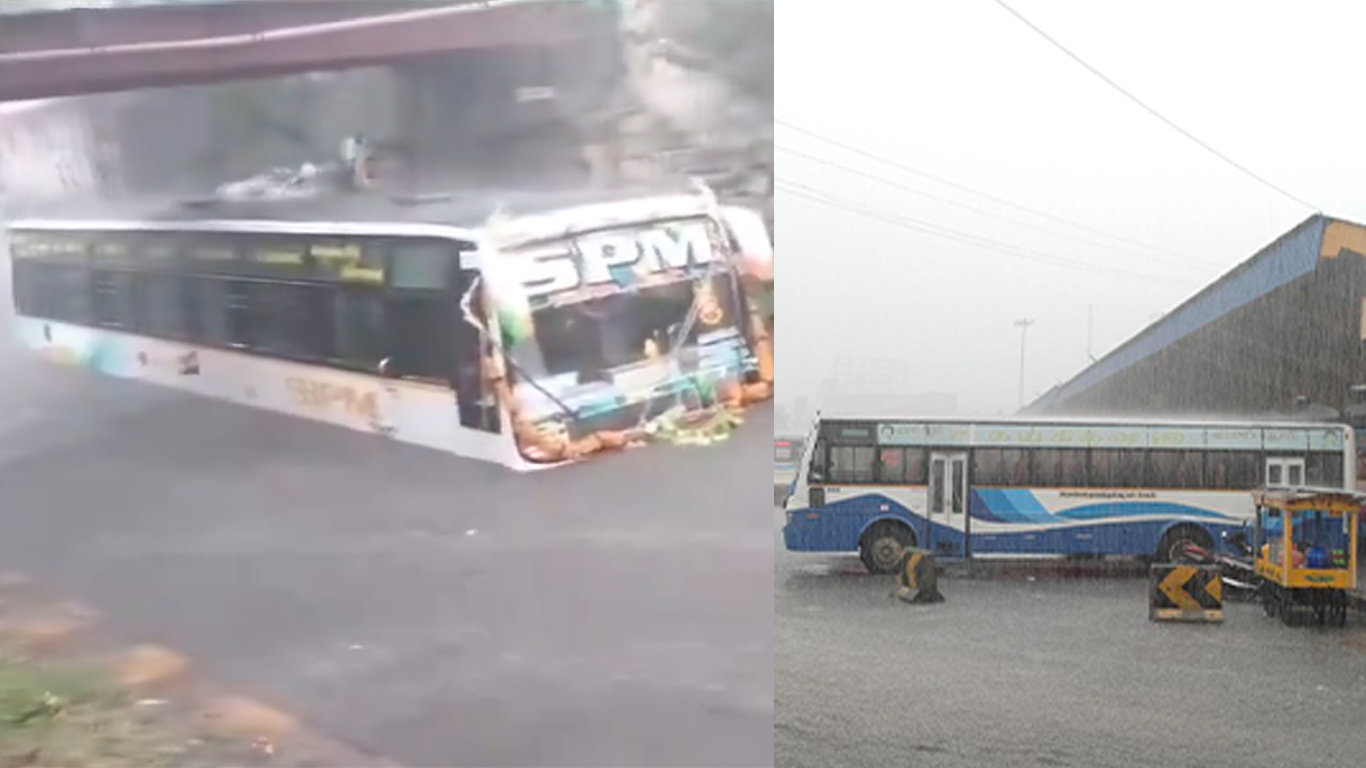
0;0;466;53
0;1;600;101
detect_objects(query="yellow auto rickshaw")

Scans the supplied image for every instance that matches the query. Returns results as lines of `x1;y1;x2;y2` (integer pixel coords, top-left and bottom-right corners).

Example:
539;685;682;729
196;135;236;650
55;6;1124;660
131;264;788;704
1252;487;1361;627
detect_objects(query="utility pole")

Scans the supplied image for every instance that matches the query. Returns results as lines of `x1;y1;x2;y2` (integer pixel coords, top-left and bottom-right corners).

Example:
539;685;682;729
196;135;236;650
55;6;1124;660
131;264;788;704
1014;318;1035;411
1086;304;1095;363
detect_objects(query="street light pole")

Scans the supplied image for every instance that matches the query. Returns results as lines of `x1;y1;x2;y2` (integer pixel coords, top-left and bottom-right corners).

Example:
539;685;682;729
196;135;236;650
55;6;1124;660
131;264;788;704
1014;318;1035;411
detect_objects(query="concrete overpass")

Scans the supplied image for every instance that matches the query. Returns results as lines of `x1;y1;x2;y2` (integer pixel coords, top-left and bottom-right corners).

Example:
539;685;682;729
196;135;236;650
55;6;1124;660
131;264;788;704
0;0;605;101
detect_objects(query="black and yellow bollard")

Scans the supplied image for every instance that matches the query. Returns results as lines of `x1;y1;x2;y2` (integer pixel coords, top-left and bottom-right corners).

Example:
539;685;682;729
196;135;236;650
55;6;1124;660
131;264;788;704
895;548;944;604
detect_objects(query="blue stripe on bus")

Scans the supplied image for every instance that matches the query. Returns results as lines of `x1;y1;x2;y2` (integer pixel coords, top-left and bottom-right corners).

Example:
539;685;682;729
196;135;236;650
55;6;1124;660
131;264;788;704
972;489;1053;524
971;489;1237;523
781;491;1246;558
1055;501;1236;522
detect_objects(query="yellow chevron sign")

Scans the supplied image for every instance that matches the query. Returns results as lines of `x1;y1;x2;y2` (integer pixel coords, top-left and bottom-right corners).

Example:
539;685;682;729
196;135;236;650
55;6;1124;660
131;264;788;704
1150;563;1224;623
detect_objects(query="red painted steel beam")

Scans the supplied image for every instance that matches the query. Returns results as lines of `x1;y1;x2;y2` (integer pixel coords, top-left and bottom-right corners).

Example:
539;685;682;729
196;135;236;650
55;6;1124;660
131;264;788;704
0;0;446;54
0;1;597;101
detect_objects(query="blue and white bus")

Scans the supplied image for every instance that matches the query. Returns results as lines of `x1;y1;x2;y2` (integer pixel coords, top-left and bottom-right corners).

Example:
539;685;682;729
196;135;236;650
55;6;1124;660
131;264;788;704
783;416;1356;572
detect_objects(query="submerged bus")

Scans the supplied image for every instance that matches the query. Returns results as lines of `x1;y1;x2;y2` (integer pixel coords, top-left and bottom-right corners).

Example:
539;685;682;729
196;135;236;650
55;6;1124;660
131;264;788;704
4;183;775;470
783;416;1356;572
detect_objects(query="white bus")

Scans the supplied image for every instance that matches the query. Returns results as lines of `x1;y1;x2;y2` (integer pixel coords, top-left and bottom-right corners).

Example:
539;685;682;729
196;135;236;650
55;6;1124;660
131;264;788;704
783;416;1356;572
5;183;775;470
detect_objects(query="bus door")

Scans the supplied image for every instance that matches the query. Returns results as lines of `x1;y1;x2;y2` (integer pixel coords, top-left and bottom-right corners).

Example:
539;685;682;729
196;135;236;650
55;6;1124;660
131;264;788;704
928;451;969;557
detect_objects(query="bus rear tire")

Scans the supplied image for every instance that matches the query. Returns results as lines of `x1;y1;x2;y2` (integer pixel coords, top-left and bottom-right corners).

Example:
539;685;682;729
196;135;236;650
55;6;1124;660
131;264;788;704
860;522;915;575
1156;524;1212;563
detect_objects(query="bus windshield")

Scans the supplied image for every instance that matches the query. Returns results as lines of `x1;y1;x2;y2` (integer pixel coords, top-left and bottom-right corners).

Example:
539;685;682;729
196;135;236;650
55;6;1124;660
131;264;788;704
453;202;776;463
529;273;741;384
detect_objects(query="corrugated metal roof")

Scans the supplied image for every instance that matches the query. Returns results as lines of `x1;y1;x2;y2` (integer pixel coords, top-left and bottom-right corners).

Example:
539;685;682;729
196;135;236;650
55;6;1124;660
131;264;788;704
1029;213;1335;413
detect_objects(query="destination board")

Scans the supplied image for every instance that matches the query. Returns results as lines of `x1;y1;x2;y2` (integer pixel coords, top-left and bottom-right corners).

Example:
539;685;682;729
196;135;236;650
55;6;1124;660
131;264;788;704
1309;428;1345;452
9;232;88;260
10;228;480;294
874;422;1333;452
1264;428;1309;452
1206;428;1261;450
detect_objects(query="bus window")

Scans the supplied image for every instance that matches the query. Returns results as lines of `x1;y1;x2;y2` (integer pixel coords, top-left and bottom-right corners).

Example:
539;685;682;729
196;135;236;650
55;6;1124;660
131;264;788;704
1148;450;1205;489
138;273;187;339
389;240;452;290
973;448;1029;486
185;276;231;346
532;277;739;383
878;447;928;484
251;282;333;360
930;458;945;511
905;449;928;484
334;289;387;369
809;438;828;482
1032;448;1086;487
1090;449;1145;488
385;294;454;381
829;446;876;484
1307;452;1345;487
91;269;137;330
534;304;608;383
1207;451;1260;490
877;448;903;483
951;459;965;514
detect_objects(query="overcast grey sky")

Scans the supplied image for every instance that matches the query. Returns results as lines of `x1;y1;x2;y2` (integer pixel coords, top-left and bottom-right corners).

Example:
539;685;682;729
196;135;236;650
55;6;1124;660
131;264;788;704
777;0;1366;418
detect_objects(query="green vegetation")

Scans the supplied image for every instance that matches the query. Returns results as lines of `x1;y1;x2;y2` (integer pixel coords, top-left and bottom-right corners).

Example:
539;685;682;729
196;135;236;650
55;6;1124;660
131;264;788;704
0;654;187;768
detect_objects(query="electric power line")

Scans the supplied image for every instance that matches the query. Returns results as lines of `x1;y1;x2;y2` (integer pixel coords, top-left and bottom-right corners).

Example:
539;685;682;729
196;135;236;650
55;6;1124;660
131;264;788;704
777;179;1195;286
778;144;1222;271
987;0;1318;212
775;119;1205;263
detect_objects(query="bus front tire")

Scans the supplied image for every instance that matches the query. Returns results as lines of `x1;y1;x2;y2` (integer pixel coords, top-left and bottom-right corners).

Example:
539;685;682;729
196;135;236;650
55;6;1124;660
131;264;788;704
1157;524;1213;563
860;523;915;574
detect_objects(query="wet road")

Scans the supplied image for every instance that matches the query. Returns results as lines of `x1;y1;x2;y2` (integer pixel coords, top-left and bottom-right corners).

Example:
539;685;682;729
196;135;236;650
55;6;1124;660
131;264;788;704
0;313;773;767
775;510;1366;768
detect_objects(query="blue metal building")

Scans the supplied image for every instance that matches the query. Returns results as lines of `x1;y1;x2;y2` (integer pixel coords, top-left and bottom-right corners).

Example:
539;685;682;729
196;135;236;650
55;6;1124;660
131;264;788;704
1027;214;1366;421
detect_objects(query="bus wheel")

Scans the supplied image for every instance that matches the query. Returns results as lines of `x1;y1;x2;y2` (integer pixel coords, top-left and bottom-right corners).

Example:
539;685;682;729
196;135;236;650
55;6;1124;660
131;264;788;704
860;522;914;575
1157;525;1212;563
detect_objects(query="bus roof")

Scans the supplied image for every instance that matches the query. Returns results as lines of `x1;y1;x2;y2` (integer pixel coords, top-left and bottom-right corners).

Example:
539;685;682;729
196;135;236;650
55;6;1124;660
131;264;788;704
4;181;711;234
816;415;1352;431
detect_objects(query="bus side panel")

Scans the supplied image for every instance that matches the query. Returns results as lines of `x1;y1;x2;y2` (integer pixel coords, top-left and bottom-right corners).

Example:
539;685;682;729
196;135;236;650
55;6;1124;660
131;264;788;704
783;488;928;553
14;317;529;470
971;520;1200;556
968;487;1251;557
